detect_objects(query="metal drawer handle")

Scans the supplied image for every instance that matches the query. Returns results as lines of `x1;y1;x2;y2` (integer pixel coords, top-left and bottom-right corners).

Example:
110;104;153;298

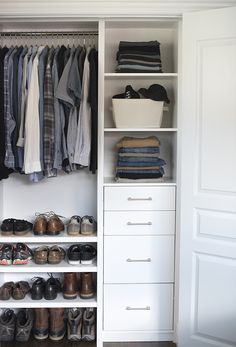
126;258;151;263
127;197;152;201
126;306;150;311
127;222;152;226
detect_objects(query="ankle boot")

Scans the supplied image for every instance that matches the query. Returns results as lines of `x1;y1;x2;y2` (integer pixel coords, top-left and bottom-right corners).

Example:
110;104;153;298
33;308;49;340
49;308;66;341
63;272;78;299
79;272;95;299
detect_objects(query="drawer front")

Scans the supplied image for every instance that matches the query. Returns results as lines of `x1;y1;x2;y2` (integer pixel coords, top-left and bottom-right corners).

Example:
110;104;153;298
104;235;174;283
104;283;173;331
104;211;175;235
104;186;175;211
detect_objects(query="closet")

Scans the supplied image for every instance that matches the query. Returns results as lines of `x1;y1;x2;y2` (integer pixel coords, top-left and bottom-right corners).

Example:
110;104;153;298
0;5;236;347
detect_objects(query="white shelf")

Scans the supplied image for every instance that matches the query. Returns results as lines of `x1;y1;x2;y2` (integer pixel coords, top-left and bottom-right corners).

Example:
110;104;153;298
104;128;178;132
0;260;97;273
0;230;98;243
0;293;97;308
103;177;177;187
104;73;178;78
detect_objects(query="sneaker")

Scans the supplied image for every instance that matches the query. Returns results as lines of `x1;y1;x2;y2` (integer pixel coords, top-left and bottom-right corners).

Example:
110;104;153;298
0;219;15;235
0;309;16;341
81;216;97;235
80;244;97;265
44;275;61;300
0;244;13;265
31;277;46;300
112;85;140;99
82;308;96;341
67;244;82;265
15;309;33;342
12;243;33;265
34;246;49;265
67;216;81;236
14;220;33;236
67;308;83;341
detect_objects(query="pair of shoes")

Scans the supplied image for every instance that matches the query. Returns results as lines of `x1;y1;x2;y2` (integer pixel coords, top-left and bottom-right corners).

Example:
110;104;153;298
0;281;30;300
31;275;61;300
112;85;140;99
67;244;97;265
67;308;96;341
0;309;33;342
34;245;65;265
0;243;33;265
67;215;97;236
1;219;33;236
33;212;64;236
63;272;95;299
33;308;66;341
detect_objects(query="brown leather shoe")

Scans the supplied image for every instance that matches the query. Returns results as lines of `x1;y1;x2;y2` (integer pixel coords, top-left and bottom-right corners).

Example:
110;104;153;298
33;214;47;236
0;281;14;300
49;308;66;341
33;308;49;340
12;281;30;300
48;246;65;265
63;273;78;299
79;273;95;299
34;246;49;265
47;213;64;236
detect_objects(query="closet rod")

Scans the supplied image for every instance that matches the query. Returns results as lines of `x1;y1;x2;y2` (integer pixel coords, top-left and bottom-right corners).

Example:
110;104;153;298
0;31;98;37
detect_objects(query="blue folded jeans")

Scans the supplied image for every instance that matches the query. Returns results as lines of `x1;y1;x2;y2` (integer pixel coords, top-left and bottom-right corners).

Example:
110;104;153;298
118;146;160;154
118;157;166;166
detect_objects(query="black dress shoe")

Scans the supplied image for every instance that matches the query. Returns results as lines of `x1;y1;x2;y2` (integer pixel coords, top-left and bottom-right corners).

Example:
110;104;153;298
113;85;140;99
44;275;61;300
31;277;45;300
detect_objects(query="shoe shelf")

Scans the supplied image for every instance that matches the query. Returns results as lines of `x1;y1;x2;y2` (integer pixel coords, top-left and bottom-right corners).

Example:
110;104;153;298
0;260;97;273
0;293;97;308
104;72;178;79
0;231;98;244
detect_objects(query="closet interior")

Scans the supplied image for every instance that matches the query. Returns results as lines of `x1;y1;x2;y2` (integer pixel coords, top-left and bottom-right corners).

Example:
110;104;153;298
0;20;99;346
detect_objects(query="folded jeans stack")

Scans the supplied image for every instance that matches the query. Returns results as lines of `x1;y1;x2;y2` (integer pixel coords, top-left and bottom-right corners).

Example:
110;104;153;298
116;41;163;73
115;136;166;181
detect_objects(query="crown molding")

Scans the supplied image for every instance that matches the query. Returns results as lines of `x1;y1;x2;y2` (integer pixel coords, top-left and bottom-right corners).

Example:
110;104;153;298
0;0;236;19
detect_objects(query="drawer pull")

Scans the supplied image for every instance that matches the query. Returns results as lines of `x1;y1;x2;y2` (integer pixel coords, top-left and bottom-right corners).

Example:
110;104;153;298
127;197;152;201
127;222;152;226
126;258;151;263
126;306;150;311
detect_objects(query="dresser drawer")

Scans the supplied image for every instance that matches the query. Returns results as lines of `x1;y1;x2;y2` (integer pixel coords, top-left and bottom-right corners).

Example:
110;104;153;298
104;186;175;211
104;210;175;235
104;283;173;331
104;235;174;283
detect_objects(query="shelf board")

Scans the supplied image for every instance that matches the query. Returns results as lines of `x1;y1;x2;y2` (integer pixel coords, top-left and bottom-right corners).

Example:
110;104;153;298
0;293;97;308
104;73;178;78
0;260;97;273
104;128;178;132
0;230;98;243
103;177;177;187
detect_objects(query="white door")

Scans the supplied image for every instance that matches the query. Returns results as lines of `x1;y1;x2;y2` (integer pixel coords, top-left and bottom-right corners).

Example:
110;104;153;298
179;6;236;347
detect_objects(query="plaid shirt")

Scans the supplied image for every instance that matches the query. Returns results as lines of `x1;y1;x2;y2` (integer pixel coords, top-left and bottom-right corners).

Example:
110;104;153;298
43;48;56;177
4;47;16;169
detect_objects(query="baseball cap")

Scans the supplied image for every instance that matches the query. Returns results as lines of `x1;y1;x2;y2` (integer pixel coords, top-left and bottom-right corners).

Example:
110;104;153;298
138;84;170;104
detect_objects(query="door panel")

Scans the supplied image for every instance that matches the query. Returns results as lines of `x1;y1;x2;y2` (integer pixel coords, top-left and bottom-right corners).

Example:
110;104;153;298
179;6;236;347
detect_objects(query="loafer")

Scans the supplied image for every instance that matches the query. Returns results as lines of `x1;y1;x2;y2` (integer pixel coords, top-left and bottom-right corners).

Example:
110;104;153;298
47;212;64;235
12;281;31;300
44;275;61;300
81;216;97;236
67;216;81;236
0;309;16;342
31;277;45;300
67;244;82;265
0;281;14;300
80;244;97;265
48;245;65;265
0;244;13;265
15;309;33;342
13;243;33;265
34;246;49;265
0;219;15;235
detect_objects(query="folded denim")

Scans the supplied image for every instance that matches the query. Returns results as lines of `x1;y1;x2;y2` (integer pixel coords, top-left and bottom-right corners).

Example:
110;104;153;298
117;136;160;148
116;172;164;180
117;54;161;62
118;41;161;53
116;68;163;73
116;168;164;174
118;60;162;66
119;152;160;157
117;157;166;166
118;147;160;154
116;65;162;72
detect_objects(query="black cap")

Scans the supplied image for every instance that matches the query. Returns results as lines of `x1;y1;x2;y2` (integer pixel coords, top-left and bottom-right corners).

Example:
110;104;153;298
138;84;170;104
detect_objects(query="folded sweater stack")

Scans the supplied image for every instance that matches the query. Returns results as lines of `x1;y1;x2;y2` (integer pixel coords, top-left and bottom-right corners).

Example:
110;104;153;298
115;136;166;181
116;41;163;73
